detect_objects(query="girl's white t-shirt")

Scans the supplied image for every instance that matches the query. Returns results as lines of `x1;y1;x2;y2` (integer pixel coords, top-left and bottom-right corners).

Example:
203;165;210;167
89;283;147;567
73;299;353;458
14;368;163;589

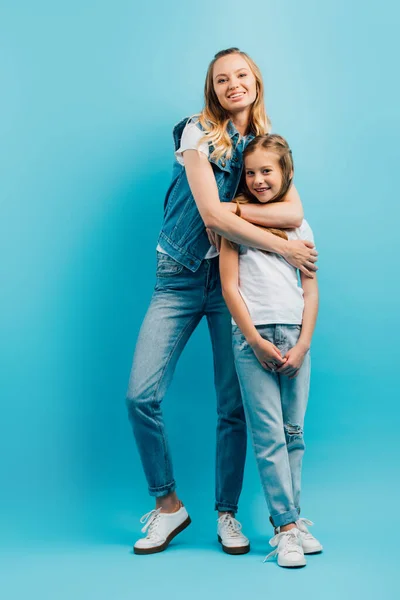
157;122;219;259
235;220;315;326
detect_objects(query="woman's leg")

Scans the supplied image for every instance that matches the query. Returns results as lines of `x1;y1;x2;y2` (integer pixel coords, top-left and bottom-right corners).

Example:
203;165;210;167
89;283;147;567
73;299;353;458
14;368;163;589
126;254;203;500
205;259;247;514
232;324;299;528
277;325;311;515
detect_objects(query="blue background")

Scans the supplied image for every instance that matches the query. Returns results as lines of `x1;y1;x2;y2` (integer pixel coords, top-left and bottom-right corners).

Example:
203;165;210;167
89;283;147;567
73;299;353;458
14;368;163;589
1;1;398;598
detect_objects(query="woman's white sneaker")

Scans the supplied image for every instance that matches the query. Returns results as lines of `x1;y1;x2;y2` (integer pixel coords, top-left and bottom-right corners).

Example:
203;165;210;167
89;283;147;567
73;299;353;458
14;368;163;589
296;518;323;554
217;513;250;555
264;527;306;568
133;506;191;555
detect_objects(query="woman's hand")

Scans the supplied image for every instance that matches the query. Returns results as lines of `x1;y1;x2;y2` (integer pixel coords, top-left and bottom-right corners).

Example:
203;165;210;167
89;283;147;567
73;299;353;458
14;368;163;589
276;342;309;379
283;240;318;278
206;228;221;251
251;337;286;371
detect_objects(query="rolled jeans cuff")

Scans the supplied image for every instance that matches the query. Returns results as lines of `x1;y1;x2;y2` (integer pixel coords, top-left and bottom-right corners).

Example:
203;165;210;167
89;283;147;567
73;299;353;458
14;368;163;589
270;508;299;528
148;481;176;498
215;501;238;513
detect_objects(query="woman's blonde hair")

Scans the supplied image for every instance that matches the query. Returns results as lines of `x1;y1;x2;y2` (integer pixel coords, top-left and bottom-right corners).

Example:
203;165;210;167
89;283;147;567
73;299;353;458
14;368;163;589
197;48;271;161
234;134;295;241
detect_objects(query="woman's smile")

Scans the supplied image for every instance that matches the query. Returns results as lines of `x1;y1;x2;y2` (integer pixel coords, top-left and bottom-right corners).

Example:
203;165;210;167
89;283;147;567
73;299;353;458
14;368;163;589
213;53;257;114
228;91;246;101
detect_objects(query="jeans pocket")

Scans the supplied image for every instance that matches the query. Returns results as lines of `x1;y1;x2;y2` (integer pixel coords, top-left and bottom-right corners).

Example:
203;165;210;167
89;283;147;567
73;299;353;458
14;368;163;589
156;252;184;277
232;329;249;352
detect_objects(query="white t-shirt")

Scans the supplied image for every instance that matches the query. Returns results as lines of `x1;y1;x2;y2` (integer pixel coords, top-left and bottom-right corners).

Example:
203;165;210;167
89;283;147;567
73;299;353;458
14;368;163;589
234;220;315;326
157;121;219;259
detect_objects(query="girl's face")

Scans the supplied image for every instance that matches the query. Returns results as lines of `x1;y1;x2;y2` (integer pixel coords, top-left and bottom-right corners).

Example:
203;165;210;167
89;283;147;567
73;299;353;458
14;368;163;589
245;148;283;203
212;54;257;114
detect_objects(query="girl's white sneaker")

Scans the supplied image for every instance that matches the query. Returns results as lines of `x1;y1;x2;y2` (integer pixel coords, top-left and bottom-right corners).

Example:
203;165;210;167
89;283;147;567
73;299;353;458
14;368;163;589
217;514;250;555
296;518;323;554
264;527;306;568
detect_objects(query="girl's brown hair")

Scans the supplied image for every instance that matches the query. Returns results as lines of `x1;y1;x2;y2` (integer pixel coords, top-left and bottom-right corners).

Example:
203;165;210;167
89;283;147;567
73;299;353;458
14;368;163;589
234;134;294;241
197;48;271;161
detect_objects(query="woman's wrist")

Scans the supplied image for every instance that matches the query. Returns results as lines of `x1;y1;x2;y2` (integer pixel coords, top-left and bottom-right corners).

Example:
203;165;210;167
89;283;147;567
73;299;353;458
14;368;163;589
221;202;237;213
280;239;291;259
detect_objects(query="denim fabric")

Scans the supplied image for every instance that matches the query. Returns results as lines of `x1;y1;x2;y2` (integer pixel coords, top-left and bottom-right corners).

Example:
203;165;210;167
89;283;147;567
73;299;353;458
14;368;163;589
232;324;310;527
126;252;247;512
158;118;254;272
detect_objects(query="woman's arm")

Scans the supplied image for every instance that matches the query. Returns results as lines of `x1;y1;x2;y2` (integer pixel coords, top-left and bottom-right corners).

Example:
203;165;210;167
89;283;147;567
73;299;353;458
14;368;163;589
219;238;285;369
184;150;317;277
227;185;304;229
277;274;319;378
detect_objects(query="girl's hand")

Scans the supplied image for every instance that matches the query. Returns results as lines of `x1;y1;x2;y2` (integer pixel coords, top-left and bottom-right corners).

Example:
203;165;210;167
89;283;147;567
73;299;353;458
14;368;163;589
276;343;308;379
283;240;318;278
206;228;221;251
252;337;286;372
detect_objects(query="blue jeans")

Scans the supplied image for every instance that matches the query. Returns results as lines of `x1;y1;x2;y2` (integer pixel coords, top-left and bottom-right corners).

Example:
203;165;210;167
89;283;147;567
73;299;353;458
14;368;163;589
126;252;247;513
232;324;310;528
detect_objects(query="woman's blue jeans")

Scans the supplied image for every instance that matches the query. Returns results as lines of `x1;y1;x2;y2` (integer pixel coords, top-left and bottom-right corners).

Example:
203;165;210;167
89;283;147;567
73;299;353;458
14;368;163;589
232;324;310;528
126;252;247;513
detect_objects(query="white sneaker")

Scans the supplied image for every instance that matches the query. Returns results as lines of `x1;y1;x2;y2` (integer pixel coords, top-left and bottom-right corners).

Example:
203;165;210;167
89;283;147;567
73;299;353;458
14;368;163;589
133;505;191;555
264;527;306;568
296;518;323;554
217;513;250;555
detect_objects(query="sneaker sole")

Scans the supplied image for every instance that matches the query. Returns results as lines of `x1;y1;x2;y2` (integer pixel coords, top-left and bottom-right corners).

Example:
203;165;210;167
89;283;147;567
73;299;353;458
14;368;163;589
303;546;323;555
133;515;192;555
217;535;250;555
277;556;307;568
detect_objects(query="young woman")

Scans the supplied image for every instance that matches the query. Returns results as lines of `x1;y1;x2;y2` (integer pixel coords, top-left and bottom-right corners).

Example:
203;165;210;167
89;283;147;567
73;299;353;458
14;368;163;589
220;134;322;567
126;48;318;556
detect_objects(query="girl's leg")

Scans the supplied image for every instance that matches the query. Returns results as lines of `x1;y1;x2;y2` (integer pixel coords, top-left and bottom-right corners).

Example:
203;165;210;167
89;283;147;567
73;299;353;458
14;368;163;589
126;253;203;501
277;325;311;514
232;324;299;528
205;259;247;514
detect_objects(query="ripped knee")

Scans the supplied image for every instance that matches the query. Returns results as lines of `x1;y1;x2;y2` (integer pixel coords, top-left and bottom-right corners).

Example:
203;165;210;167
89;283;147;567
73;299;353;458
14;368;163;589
284;423;304;444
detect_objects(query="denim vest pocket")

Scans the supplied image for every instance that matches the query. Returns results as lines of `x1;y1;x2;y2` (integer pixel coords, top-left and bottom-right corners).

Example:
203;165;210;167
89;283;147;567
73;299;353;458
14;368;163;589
209;155;232;190
209;154;233;173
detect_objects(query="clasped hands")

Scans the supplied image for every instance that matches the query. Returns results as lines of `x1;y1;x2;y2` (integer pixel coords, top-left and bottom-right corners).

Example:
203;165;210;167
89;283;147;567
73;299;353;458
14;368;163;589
251;337;308;379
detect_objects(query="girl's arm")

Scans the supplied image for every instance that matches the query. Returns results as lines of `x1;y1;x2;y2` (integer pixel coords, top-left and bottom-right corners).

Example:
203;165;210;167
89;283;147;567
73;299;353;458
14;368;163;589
277;274;319;378
219;238;285;370
225;185;304;229
184;150;317;277
297;274;319;351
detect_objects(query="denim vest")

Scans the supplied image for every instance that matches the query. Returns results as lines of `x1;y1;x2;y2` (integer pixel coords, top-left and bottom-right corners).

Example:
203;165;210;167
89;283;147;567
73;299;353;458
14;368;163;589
158;117;254;272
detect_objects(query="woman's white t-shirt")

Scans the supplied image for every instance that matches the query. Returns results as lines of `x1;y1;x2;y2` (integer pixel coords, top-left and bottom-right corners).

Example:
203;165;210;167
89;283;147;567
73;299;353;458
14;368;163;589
235;220;315;326
157;122;219;259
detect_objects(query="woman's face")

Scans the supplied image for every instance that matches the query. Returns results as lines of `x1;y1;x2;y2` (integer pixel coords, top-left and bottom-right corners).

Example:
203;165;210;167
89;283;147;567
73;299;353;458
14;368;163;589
212;54;257;114
245;149;283;203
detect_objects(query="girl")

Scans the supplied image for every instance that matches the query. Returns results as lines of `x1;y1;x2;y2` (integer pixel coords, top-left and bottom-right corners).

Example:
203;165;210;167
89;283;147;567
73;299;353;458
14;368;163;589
126;49;318;556
220;134;322;567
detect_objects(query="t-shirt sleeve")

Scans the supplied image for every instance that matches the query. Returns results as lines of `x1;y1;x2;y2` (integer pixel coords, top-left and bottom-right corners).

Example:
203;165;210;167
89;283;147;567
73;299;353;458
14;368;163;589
298;219;315;246
174;122;209;166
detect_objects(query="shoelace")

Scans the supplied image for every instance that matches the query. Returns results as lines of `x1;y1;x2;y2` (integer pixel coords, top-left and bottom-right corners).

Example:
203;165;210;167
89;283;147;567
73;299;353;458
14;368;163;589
263;529;302;562
296;518;314;539
218;514;243;538
139;508;162;539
